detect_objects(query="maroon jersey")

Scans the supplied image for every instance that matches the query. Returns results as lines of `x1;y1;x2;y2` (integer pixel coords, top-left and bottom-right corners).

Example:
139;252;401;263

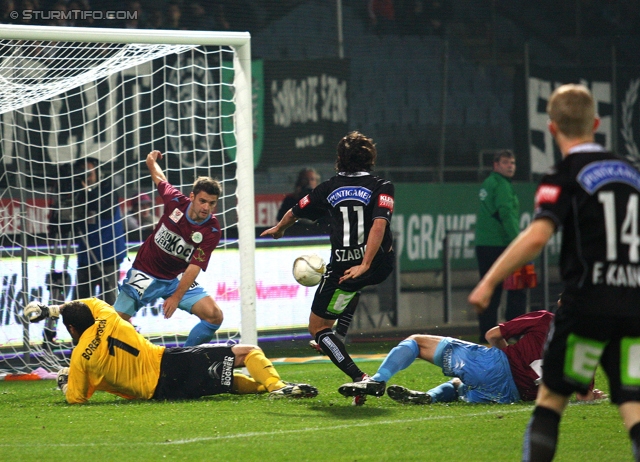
132;181;221;280
500;310;554;401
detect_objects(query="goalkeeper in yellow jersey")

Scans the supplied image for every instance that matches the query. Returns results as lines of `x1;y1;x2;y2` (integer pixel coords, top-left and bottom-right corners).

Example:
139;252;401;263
25;298;318;404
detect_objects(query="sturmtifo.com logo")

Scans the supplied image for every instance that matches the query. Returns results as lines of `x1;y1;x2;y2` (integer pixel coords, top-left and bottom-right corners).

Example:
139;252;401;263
10;10;137;21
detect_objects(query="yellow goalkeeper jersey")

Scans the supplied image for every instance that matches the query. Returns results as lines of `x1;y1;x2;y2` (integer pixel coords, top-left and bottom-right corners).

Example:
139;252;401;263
65;298;165;404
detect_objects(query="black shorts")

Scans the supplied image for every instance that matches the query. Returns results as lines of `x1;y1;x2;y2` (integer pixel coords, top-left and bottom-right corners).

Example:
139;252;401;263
542;305;640;405
311;250;394;320
152;345;235;400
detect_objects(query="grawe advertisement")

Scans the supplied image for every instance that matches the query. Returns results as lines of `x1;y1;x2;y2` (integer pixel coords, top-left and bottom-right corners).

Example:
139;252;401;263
392;182;562;271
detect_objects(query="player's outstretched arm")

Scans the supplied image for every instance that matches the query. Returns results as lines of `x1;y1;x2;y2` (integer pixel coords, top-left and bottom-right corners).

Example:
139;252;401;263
485;326;508;348
146;150;168;186
260;208;297;239
24;302;61;322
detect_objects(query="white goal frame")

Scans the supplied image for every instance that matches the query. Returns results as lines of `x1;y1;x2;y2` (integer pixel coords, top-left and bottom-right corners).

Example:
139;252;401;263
0;24;257;346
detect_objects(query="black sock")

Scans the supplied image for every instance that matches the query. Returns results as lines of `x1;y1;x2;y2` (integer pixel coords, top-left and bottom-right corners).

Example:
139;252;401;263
316;328;363;381
522;406;561;462
630;421;640;461
334;292;359;341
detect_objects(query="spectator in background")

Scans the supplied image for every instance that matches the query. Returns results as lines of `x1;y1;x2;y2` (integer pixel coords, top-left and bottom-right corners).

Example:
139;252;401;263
66;0;95;28
216;0;266;32
13;0;41;25
124;192;155;243
89;0;119;27
0;0;13;24
165;1;183;30
123;0;147;29
474;150;526;343
144;6;164;29
48;1;70;26
368;0;397;35
397;0;428;36
277;167;320;221
425;0;450;36
276;167;329;236
73;157;127;305
181;1;217;31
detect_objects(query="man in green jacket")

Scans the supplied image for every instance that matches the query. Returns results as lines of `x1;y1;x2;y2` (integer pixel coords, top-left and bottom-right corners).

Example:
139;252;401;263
474;150;526;343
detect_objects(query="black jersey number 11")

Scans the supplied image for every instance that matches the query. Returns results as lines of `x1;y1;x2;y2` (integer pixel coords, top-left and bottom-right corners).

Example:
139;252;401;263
339;205;365;247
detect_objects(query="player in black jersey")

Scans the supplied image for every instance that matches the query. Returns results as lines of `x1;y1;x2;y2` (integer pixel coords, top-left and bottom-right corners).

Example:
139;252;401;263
261;131;395;404
469;84;640;461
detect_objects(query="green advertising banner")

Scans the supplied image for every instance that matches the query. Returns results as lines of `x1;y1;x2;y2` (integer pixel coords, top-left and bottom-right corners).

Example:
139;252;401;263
391;182;562;272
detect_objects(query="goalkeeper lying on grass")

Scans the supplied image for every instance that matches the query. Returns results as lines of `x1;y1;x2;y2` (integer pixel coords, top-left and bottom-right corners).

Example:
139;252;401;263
25;298;318;404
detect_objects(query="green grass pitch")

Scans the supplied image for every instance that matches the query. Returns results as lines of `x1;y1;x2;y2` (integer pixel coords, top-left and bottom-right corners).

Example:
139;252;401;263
0;350;629;461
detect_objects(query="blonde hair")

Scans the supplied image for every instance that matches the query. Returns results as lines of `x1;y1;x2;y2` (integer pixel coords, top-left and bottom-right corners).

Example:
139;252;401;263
546;84;596;139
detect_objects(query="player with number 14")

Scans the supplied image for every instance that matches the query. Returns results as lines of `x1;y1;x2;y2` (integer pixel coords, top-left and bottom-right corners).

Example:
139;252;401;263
469;84;640;460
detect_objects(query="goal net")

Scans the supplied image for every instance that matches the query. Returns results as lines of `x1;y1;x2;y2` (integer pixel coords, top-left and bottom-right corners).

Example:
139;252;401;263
0;25;255;375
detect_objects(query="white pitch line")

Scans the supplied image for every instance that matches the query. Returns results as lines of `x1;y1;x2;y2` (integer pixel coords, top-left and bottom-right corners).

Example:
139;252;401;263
163;407;533;445
0;407;534;448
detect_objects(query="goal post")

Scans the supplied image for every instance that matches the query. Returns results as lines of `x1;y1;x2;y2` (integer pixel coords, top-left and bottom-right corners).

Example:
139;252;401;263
0;24;256;373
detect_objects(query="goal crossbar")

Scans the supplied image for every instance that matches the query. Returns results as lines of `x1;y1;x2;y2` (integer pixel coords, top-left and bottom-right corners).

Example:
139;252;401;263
0;24;251;46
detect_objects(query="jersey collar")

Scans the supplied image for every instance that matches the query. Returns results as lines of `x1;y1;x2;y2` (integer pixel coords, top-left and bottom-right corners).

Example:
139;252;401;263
338;171;371;177
567;142;606;155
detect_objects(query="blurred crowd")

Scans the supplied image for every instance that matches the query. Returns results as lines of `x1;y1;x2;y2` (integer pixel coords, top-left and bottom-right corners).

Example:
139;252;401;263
366;0;451;36
0;0;300;33
365;0;640;38
0;0;459;38
0;0;478;40
0;0;637;40
0;0;468;38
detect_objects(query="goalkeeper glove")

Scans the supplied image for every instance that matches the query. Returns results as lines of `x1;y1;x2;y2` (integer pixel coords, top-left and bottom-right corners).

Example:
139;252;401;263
57;367;69;394
24;302;61;323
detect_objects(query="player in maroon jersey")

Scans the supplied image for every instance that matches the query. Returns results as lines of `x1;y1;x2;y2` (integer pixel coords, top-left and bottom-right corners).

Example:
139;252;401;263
113;150;224;346
339;310;553;403
339;310;603;404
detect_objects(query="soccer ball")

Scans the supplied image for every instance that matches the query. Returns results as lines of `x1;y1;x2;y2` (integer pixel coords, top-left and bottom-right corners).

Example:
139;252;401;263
292;254;326;287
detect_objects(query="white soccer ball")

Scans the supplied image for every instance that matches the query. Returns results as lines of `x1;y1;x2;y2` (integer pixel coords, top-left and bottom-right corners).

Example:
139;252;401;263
292;254;326;287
